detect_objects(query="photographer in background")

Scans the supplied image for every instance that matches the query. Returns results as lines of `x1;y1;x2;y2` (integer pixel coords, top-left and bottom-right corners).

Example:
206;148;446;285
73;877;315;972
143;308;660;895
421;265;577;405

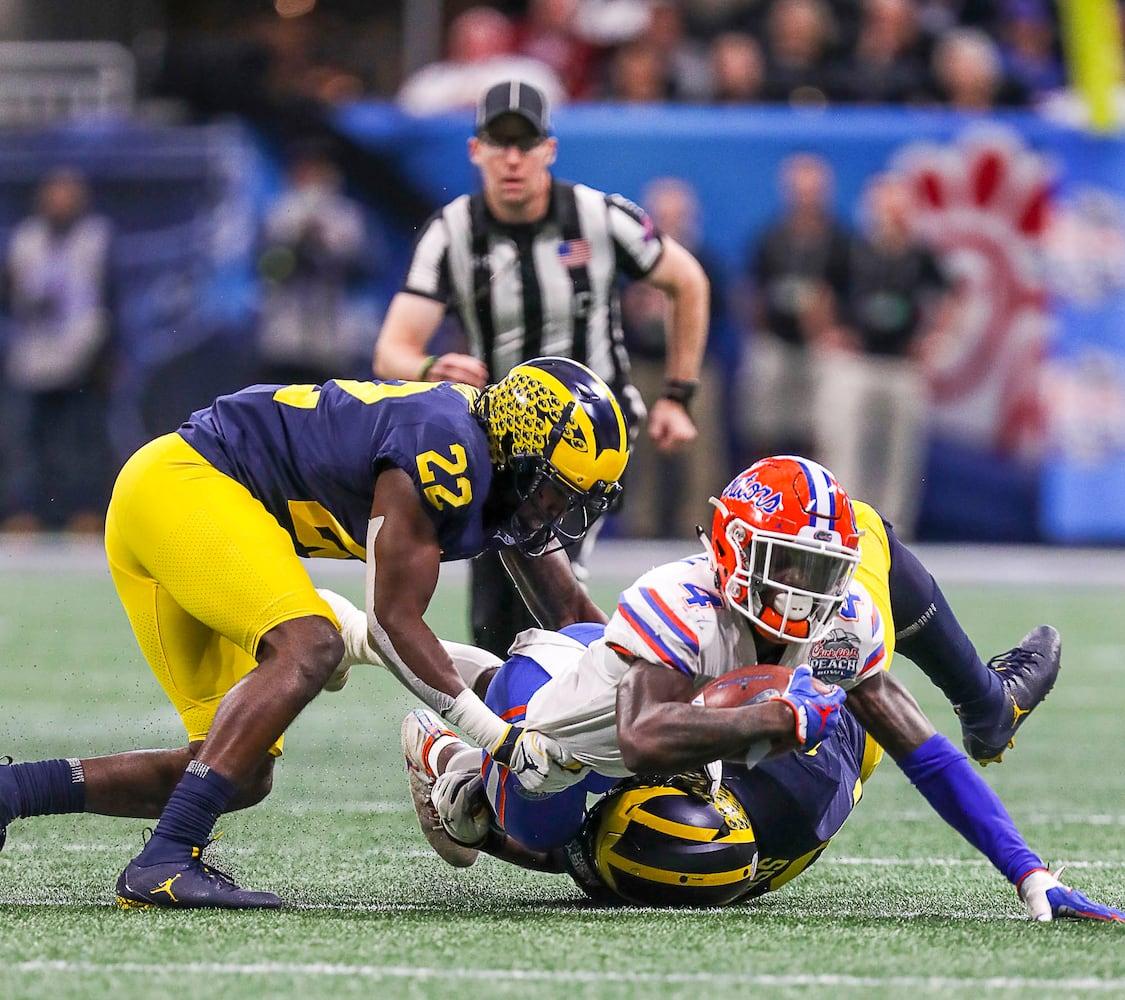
1;168;114;534
256;141;370;385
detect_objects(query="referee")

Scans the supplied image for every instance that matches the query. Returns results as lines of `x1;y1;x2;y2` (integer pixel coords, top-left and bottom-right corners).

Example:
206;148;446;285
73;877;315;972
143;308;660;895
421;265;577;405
374;79;710;656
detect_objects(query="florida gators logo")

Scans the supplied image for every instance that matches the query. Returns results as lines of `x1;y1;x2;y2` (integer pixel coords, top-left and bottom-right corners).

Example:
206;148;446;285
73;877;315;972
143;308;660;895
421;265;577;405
723;471;783;514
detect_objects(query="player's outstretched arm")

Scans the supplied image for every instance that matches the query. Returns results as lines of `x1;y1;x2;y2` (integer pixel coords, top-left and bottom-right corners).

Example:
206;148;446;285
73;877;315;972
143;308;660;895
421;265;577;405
315;589;503;697
848;671;1124;922
501;547;608;630
367;470;578;791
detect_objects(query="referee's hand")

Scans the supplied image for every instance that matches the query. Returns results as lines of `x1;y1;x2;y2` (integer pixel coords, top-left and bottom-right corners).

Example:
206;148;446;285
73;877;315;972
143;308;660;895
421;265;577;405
647;397;698;452
426;353;489;388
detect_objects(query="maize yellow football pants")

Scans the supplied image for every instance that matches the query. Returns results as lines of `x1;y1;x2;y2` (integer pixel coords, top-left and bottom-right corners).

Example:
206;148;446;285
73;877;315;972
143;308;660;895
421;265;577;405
104;433;338;752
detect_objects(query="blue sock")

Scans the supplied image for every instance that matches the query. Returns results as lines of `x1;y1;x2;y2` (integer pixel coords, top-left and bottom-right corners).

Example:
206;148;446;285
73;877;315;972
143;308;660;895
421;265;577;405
885;521;998;711
0;759;86;826
900;733;1043;886
136;760;235;866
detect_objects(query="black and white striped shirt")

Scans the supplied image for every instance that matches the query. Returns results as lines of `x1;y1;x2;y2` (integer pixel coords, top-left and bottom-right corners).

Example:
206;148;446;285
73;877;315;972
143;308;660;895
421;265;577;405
402;179;663;424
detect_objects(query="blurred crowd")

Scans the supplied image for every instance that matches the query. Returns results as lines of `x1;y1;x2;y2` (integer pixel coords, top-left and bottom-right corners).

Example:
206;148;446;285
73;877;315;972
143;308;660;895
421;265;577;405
0;147;953;541
208;0;1070;114
0;145;384;535
0;0;1092;539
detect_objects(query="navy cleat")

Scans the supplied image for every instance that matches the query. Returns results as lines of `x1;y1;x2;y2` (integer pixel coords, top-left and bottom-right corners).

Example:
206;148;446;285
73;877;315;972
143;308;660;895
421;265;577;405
957;625;1061;765
116;843;282;910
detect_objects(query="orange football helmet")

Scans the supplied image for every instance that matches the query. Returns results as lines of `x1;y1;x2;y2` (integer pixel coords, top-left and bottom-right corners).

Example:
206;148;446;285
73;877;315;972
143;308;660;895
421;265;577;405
708;456;861;644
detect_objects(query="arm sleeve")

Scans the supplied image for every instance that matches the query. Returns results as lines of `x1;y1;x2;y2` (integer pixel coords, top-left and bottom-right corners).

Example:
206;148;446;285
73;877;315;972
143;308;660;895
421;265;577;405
899;732;1044;886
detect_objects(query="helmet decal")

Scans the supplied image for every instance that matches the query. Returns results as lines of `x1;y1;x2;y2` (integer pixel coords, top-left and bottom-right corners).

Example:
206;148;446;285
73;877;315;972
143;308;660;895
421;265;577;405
709;455;861;644
477;357;629;555
723;469;784;515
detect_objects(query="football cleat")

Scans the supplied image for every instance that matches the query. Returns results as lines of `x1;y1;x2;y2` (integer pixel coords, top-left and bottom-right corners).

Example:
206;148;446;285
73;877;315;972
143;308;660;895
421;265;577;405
957;625;1061;765
1046;885;1125;922
401;709;480;868
116;843;282;910
1020;866;1125;922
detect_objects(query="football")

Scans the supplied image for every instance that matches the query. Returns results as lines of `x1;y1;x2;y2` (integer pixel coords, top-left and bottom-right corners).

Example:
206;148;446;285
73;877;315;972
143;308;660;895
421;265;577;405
691;664;794;708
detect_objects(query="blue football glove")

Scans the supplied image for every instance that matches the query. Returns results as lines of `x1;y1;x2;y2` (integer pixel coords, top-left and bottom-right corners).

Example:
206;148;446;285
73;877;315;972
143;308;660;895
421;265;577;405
769;664;846;750
1019;868;1125;922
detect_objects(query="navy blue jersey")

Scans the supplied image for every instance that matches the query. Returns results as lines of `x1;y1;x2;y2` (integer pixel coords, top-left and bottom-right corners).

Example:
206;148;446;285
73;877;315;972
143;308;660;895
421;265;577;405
178;379;498;561
724;708;873;898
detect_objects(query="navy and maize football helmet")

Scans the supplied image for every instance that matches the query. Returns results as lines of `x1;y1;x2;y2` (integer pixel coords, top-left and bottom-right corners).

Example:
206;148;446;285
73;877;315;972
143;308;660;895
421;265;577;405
565;772;758;907
476;357;629;556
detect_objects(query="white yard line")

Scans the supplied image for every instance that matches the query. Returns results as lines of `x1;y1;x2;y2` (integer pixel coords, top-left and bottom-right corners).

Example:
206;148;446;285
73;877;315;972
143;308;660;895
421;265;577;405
8;960;1125;990
3;843;1121;867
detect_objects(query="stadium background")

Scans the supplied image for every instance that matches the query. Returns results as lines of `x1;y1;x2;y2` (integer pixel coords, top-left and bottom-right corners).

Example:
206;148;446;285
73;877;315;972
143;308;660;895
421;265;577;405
0;0;1124;544
1;4;1125;994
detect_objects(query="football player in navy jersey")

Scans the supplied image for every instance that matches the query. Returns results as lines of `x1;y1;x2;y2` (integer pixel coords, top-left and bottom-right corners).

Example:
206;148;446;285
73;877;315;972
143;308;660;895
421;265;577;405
0;357;629;909
392;456;1121;921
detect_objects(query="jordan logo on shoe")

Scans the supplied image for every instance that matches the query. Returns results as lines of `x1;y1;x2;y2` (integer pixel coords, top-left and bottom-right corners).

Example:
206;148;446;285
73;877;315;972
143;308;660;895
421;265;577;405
150;873;181;902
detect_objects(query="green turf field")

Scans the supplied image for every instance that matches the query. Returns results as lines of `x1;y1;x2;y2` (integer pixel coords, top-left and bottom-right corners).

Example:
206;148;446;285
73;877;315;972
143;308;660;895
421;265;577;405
1;546;1123;999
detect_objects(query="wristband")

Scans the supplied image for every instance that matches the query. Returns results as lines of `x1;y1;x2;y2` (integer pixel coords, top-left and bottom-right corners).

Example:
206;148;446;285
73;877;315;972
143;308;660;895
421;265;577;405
418;354;439;380
661;378;699;409
489;724;522;766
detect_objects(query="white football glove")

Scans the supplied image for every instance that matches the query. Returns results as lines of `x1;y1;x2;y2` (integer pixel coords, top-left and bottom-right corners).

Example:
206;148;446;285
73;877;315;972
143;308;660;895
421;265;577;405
489;725;588;796
1019;868;1061;922
431;769;490;847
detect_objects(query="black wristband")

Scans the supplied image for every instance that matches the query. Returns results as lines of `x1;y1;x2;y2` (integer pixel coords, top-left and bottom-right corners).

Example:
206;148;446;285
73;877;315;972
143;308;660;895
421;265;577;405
489;724;522;767
661;378;699;409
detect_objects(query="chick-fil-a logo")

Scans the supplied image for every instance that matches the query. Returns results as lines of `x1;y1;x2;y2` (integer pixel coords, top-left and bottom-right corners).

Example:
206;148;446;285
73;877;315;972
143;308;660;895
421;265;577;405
891;125;1055;457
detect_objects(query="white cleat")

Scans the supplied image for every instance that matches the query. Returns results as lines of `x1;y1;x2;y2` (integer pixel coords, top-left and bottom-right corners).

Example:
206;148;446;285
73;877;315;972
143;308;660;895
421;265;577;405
401;709;480;868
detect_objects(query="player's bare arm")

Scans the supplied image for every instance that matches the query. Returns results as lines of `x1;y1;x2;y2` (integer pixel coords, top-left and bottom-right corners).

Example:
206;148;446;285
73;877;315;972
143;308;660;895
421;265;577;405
640;236;709;451
373;292;488;386
843;669;938;761
500;546;608;630
615;659;797;773
368;466;471;702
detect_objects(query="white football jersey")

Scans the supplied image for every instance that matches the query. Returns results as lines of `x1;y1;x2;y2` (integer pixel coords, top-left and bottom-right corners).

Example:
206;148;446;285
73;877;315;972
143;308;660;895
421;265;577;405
519;553;888;777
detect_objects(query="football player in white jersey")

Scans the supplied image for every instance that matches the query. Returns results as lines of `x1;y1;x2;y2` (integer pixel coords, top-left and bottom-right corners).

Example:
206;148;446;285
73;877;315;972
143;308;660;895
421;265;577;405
382;455;1122;921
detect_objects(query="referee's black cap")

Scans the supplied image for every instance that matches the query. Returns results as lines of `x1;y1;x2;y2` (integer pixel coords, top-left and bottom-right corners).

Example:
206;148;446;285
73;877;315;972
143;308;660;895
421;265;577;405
476;80;551;137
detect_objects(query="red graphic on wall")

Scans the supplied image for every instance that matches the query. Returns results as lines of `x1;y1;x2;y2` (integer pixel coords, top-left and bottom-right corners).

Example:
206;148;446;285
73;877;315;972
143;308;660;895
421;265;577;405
892;126;1055;457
